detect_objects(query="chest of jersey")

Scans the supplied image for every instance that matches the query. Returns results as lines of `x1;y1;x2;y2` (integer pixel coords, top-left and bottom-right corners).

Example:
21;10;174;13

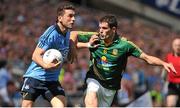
54;35;70;61
90;43;129;71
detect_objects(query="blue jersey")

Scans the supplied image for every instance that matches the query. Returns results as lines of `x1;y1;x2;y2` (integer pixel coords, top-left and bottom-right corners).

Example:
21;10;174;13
23;24;70;81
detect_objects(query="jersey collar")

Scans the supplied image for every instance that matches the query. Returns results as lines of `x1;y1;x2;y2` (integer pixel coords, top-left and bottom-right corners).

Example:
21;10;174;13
55;24;67;37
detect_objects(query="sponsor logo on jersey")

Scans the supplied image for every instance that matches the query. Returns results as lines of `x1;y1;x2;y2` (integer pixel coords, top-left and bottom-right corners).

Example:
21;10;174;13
101;56;107;63
96;56;113;71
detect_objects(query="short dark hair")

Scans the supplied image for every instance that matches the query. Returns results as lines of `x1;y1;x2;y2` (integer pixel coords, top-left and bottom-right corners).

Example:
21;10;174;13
57;3;75;16
100;15;117;28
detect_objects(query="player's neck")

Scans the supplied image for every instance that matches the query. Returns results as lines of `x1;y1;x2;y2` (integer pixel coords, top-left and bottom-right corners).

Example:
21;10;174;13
104;40;113;46
57;22;68;35
104;34;115;46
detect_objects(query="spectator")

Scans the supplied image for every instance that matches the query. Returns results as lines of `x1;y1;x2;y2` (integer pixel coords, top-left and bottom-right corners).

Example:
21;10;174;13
165;38;180;107
0;60;13;106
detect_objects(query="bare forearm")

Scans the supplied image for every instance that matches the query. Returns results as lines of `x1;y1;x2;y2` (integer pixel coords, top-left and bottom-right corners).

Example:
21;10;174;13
146;55;165;66
140;53;176;73
140;53;165;66
32;53;46;68
32;47;48;69
70;31;90;48
77;42;89;48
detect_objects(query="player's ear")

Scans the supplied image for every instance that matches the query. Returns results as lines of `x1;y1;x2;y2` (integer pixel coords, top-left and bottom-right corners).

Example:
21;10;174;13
112;27;116;33
58;16;62;22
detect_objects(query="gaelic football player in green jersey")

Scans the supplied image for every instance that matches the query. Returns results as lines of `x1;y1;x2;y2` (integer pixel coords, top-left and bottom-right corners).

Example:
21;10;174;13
71;15;176;107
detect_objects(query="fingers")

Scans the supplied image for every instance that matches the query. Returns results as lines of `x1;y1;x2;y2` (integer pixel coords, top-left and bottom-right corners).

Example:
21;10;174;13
51;61;61;70
44;60;61;70
90;35;99;42
55;61;61;66
165;63;177;74
165;66;170;73
91;34;99;38
93;38;99;43
169;63;177;73
90;38;99;44
89;35;100;48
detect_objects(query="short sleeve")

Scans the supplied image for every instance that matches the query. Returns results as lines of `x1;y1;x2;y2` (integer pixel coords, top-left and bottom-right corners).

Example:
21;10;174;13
37;34;53;50
77;31;97;42
127;41;143;57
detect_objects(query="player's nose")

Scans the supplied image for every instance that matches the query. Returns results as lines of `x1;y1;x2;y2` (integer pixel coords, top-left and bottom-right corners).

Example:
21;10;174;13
99;28;103;34
72;16;75;22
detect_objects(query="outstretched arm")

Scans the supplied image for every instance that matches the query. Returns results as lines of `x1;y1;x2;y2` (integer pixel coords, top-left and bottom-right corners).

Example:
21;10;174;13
68;31;98;63
70;31;78;44
139;52;176;73
77;34;100;48
70;31;99;48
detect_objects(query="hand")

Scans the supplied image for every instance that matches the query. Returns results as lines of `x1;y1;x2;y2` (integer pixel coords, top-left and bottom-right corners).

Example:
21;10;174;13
163;62;177;74
43;61;61;70
88;34;100;48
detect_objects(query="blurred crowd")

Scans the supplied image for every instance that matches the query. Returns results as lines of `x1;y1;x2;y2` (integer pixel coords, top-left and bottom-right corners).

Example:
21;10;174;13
0;0;179;107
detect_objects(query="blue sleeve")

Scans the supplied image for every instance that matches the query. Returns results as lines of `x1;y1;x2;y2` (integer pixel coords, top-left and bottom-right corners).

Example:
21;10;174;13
37;35;53;50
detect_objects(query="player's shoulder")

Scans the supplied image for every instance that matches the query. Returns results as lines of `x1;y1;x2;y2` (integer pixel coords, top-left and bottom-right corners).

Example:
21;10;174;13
120;36;133;44
120;36;140;49
38;25;57;41
166;53;174;57
120;36;128;41
46;25;56;32
42;25;56;36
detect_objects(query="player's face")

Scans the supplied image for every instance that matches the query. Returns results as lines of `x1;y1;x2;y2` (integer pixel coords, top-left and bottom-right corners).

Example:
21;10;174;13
99;22;115;40
172;39;180;55
59;9;75;29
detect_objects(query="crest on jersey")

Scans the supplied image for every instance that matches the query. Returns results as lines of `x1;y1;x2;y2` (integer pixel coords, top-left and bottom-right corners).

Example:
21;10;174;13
112;49;118;56
103;48;107;54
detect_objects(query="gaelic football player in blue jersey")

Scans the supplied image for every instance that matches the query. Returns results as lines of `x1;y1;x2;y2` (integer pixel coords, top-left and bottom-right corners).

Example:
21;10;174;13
21;3;76;107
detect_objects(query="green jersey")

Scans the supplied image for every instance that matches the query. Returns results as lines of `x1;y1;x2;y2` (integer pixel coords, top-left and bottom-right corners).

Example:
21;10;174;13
78;32;142;90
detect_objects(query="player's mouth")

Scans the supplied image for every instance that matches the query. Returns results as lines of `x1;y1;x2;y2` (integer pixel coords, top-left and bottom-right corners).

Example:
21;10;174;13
99;34;106;40
70;22;74;26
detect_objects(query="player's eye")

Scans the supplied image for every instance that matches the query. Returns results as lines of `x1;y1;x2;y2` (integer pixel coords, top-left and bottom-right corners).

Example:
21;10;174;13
69;14;75;18
102;27;108;30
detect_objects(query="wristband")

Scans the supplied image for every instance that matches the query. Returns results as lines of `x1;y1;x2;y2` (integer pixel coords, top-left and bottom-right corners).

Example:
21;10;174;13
87;42;92;48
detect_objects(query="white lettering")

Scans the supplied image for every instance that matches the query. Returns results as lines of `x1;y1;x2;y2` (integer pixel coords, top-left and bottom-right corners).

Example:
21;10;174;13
169;0;180;14
155;0;170;7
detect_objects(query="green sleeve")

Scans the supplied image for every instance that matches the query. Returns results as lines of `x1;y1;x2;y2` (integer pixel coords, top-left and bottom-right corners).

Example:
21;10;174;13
77;31;97;42
127;40;143;57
